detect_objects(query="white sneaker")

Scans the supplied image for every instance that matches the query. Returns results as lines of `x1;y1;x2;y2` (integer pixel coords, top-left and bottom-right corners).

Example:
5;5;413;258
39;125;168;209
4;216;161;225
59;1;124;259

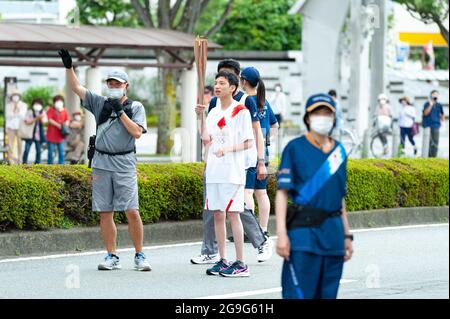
134;252;152;271
98;253;122;270
257;236;273;263
190;254;220;265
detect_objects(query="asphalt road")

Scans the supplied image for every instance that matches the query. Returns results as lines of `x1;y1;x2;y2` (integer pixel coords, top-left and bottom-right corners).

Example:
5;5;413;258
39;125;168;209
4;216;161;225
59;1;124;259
0;224;448;299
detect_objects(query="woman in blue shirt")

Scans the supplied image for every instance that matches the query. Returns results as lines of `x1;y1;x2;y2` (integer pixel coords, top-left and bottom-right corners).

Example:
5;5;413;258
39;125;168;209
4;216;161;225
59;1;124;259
276;93;354;299
240;67;279;262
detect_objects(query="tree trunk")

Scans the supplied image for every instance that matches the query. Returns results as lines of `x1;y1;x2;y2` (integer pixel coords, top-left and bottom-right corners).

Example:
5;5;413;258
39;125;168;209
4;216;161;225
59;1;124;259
436;19;449;46
156;52;180;154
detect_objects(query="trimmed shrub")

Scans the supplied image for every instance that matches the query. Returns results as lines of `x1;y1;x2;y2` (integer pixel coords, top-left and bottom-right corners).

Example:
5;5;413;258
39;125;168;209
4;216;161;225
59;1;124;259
0;165;63;230
345;158;448;211
0;159;448;231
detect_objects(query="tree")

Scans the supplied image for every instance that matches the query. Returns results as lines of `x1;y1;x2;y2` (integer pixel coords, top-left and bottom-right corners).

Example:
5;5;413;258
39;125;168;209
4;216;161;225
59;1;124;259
73;0;235;154
394;0;449;46
211;0;301;50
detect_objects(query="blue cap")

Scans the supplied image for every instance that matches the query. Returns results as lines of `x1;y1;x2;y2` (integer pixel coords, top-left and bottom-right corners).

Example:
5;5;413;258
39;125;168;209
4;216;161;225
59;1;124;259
106;69;129;83
305;93;336;113
240;67;260;86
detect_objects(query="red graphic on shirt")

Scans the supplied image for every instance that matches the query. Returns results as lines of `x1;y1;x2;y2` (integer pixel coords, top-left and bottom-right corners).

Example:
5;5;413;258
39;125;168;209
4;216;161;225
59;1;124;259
231;104;246;118
217;117;226;129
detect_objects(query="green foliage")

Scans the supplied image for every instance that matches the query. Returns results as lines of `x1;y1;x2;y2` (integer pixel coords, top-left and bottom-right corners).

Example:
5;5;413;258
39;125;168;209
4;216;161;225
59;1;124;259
393;0;449;45
409;46;449;70
146;114;181;128
74;0;302;51
0;165;63;231
0;159;447;231
435;47;449;70
345;158;449;211
72;0;142;27
394;0;448;22
21;86;56;108
212;0;302;50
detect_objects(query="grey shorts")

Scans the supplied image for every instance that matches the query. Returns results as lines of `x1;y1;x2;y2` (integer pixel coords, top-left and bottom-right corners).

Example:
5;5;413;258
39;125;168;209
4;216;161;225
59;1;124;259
92;168;139;212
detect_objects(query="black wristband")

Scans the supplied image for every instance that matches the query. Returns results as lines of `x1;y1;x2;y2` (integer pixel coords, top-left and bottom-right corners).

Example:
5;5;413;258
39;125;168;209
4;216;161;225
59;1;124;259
344;234;354;241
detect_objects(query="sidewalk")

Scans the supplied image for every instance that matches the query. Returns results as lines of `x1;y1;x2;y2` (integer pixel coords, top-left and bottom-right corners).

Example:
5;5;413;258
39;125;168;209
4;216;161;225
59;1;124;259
0;206;447;259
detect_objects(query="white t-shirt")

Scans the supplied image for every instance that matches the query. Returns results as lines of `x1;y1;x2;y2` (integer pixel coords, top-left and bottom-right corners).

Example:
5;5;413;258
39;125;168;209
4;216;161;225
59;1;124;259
205;100;255;185
5;101;27;130
213;93;257;169
398;105;416;128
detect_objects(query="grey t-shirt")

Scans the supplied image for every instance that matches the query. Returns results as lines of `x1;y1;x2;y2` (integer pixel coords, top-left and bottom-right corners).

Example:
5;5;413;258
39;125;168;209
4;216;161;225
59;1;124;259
82;90;147;172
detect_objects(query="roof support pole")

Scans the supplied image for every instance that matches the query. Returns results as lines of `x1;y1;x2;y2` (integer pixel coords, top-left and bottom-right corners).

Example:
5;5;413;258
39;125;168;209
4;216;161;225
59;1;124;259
180;64;198;162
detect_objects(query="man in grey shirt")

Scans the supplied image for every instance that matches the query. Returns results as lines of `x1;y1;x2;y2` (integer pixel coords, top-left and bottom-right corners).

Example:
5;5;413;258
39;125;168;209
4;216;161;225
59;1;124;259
58;49;151;271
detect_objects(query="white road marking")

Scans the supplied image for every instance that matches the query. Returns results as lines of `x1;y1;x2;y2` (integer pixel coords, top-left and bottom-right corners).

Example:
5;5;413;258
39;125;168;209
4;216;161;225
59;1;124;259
0;223;447;264
0;241;203;264
196;279;358;299
351;223;448;233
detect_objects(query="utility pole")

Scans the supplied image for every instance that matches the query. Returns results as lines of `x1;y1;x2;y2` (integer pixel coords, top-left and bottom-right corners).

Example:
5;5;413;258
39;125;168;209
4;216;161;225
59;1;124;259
349;0;363;145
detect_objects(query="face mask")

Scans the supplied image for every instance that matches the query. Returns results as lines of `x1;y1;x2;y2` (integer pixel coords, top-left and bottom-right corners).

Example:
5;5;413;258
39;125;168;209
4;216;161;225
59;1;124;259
379;99;387;105
310;115;334;136
432;97;438;101
54;100;64;110
275;86;281;93
74;115;82;121
33;104;43;112
106;87;125;99
12;95;20;102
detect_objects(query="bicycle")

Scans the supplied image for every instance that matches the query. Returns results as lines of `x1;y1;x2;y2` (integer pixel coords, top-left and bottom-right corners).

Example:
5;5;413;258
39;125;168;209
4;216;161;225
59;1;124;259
335;118;362;158
336;118;395;159
370;126;393;159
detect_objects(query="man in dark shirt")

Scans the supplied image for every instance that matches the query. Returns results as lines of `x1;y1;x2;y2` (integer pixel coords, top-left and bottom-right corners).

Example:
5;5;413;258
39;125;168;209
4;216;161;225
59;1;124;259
423;90;445;157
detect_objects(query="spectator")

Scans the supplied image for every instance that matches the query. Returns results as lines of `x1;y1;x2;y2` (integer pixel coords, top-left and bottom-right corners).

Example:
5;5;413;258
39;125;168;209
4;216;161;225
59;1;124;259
398;96;417;156
5;89;27;164
422;90;445;157
269;83;287;125
22;98;47;164
204;85;214;105
46;95;69;164
66;110;85;164
376;93;392;155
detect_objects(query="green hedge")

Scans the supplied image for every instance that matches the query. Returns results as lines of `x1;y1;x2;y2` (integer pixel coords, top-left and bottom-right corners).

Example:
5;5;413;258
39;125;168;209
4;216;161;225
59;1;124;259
0;159;448;231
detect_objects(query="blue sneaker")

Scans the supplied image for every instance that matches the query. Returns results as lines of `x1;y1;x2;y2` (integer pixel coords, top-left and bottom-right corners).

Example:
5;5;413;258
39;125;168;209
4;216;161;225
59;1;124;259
219;261;250;277
134;252;152;271
98;253;121;270
206;258;230;276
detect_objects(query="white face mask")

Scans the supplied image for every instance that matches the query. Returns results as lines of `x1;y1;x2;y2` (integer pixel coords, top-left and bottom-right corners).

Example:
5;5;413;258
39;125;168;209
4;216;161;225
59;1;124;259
106;87;125;99
275;86;281;93
33;104;43;112
74;115;82;122
54;100;64;110
12;95;20;102
310;115;334;136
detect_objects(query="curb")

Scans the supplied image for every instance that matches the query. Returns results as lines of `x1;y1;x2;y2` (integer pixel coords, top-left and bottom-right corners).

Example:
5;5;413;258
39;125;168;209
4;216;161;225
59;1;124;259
0;206;448;258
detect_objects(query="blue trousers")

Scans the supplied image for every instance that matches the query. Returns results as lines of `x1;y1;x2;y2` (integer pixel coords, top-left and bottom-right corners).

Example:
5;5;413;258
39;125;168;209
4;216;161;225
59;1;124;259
400;127;415;148
47;141;65;164
282;251;344;299
23;140;42;164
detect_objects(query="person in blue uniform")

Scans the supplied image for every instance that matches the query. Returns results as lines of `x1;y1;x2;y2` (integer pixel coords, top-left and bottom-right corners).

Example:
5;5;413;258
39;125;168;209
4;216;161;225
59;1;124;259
275;93;354;299
240;66;279;262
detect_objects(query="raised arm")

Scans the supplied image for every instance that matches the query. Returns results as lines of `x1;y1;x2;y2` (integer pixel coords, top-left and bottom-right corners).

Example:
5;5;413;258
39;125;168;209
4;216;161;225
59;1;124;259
58;49;87;100
423;101;433;117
